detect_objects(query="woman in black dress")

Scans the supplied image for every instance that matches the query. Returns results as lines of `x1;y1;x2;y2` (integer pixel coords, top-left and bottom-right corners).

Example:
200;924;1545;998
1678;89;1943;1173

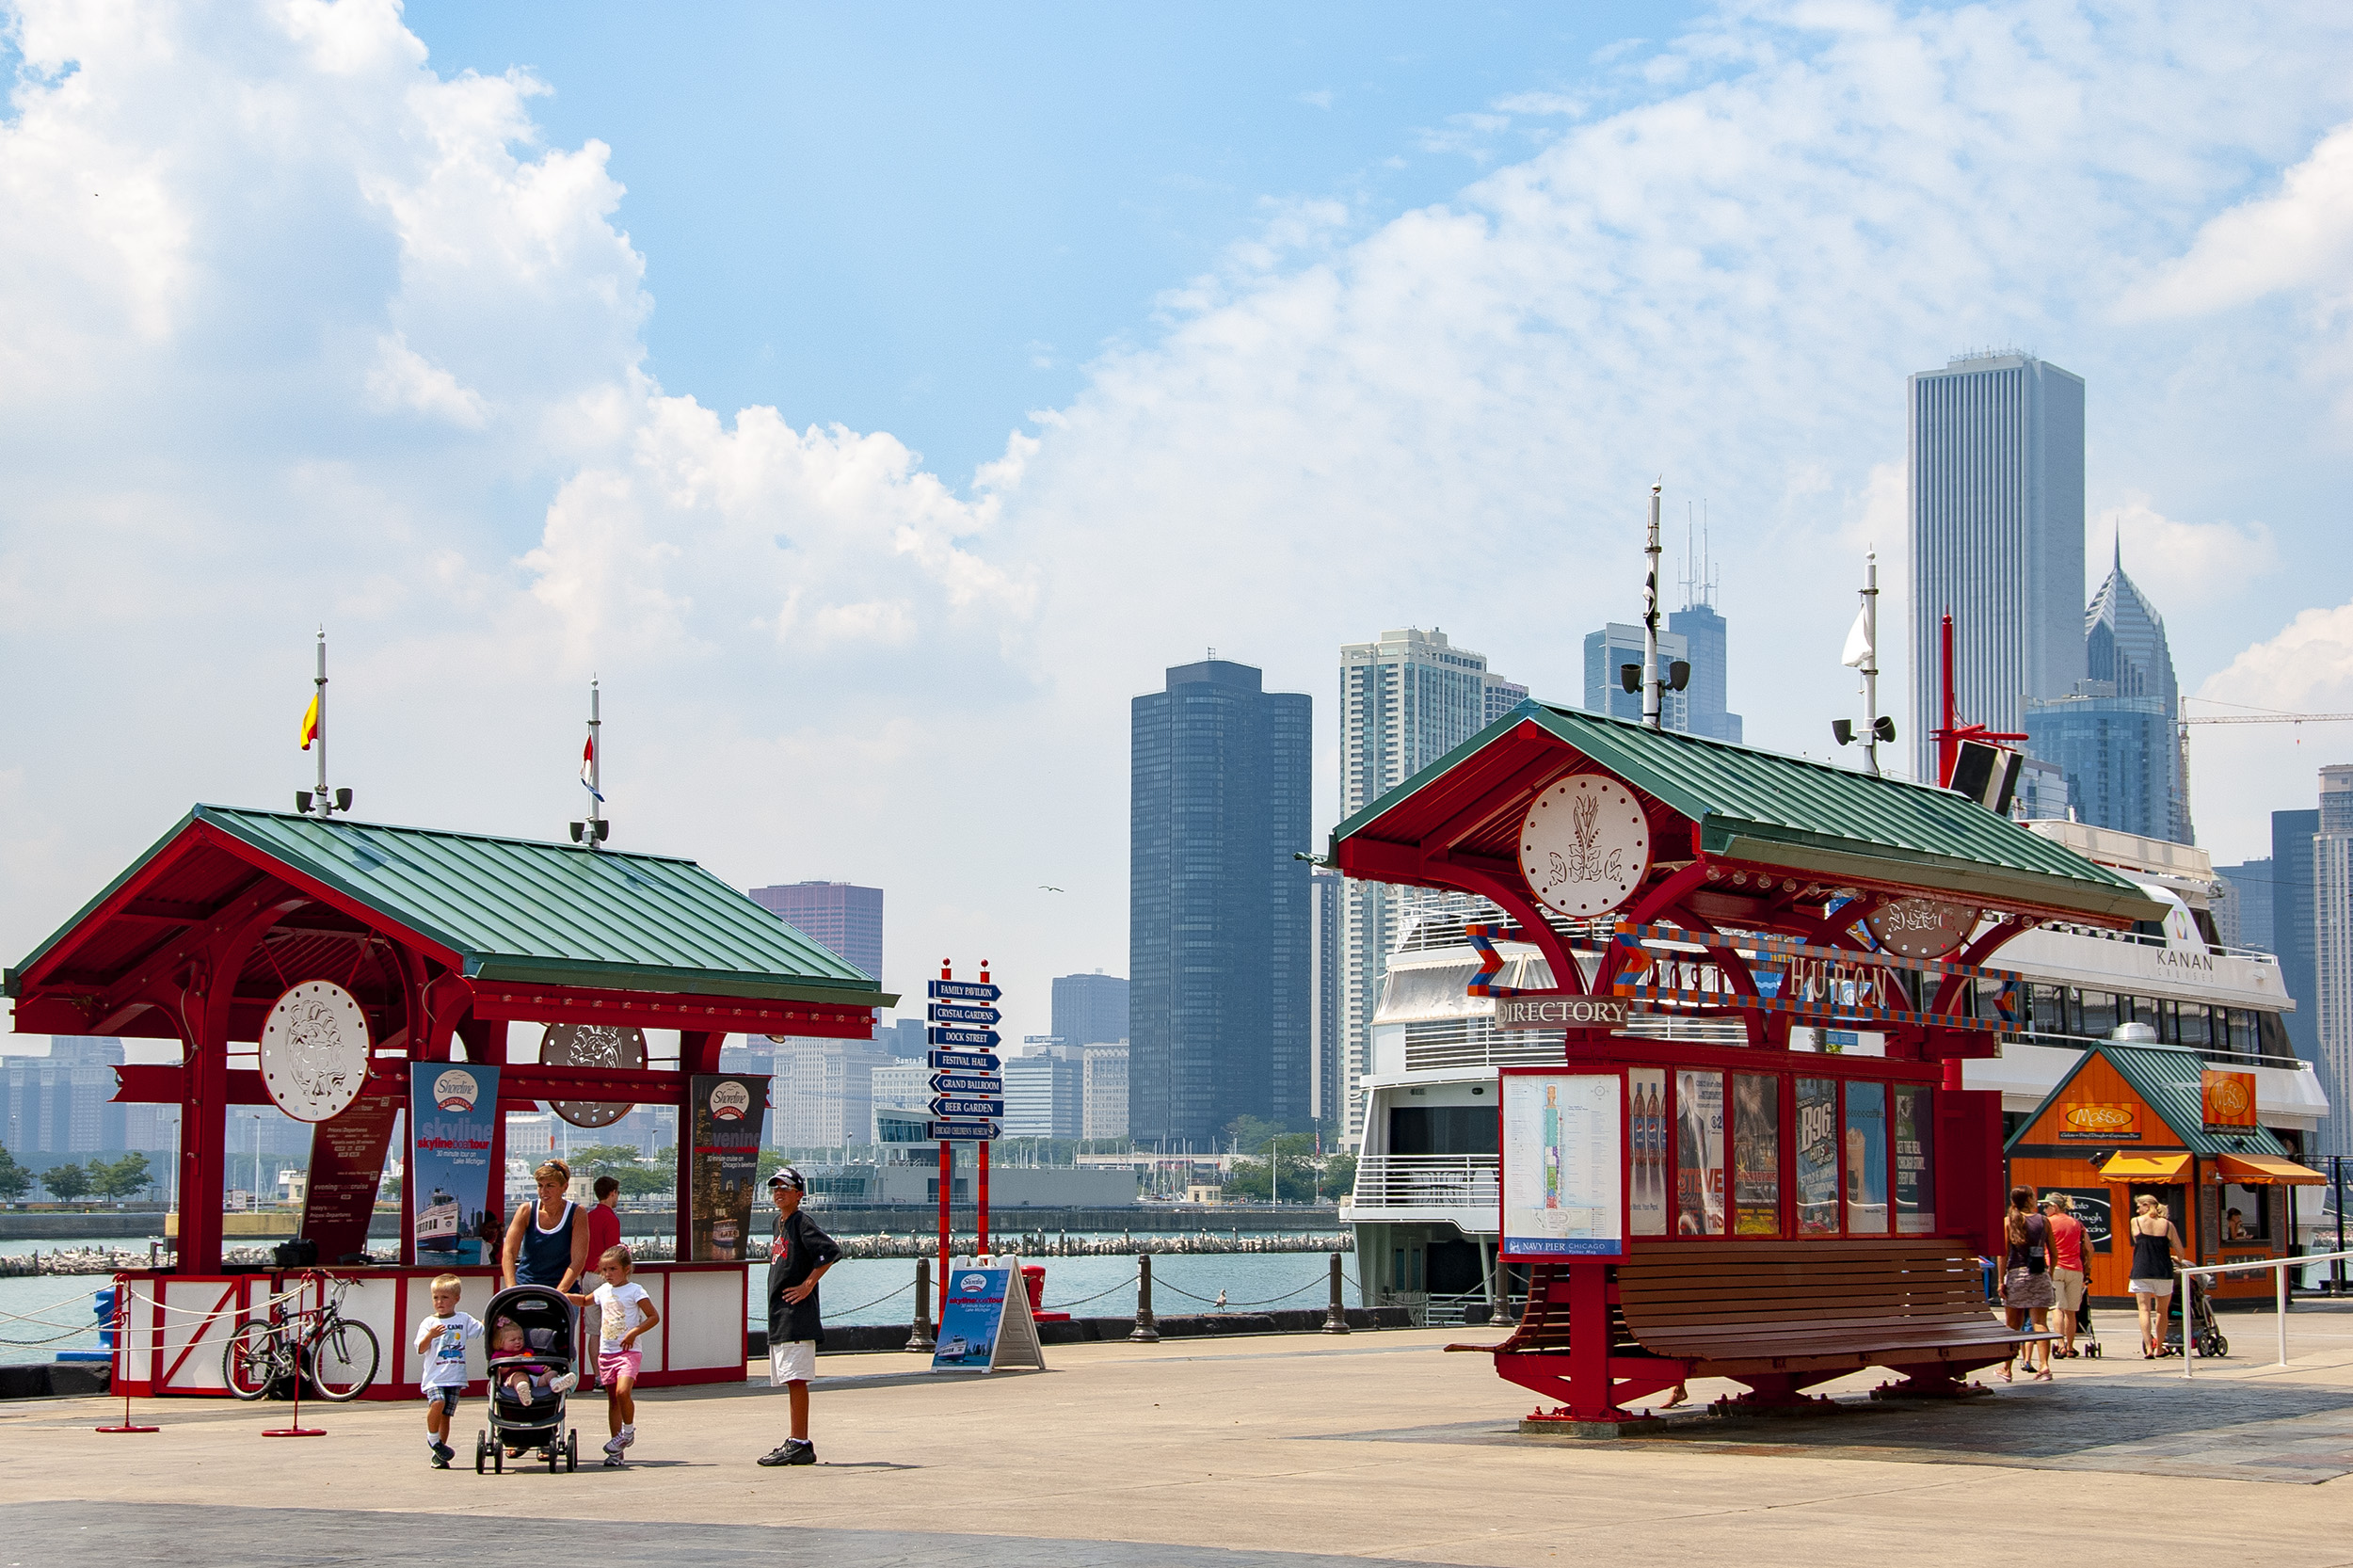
2127;1193;2185;1358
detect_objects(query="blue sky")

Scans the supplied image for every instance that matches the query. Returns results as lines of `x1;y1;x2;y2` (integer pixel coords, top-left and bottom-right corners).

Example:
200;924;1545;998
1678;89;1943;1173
7;2;2353;1048
403;2;1699;482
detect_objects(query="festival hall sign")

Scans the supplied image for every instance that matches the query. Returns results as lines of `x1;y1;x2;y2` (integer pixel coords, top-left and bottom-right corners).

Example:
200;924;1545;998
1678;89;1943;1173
1499;1072;1624;1259
409;1063;502;1266
689;1073;768;1262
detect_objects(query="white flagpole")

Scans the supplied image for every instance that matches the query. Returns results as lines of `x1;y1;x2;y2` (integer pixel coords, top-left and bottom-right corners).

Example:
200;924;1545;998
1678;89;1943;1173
313;630;329;816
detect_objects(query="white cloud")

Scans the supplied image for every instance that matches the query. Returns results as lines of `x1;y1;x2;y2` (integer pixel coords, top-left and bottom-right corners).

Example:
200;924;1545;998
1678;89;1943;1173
2124;120;2353;319
2096;491;2278;612
365;332;488;425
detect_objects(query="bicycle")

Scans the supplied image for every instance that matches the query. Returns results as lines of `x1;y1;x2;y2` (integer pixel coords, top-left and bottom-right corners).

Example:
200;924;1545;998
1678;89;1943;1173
223;1272;380;1401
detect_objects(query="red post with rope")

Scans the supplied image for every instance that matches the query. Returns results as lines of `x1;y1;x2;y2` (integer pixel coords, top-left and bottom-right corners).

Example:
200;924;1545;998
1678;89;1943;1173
95;1276;156;1432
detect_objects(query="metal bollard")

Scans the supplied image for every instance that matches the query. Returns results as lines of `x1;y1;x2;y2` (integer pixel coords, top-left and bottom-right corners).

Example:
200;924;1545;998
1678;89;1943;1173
905;1257;936;1352
1321;1252;1351;1334
1128;1253;1161;1342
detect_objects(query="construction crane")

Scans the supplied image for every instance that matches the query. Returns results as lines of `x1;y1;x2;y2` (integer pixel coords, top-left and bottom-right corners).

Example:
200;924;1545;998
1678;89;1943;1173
2177;701;2353;828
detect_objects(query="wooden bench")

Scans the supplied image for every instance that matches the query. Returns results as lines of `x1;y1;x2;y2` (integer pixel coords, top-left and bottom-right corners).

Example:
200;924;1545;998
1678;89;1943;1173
1458;1239;2053;1417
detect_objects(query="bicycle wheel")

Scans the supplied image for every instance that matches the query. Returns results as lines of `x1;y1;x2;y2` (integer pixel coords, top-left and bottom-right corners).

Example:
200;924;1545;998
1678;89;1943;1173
305;1317;380;1400
305;1317;379;1400
223;1321;285;1400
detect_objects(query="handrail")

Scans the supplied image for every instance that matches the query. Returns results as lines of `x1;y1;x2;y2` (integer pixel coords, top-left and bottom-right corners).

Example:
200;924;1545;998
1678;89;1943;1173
2175;1248;2353;1376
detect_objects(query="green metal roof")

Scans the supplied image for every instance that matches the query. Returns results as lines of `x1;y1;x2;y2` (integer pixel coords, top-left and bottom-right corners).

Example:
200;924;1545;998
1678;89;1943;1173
2008;1044;2289;1158
1333;701;2165;924
15;806;891;1008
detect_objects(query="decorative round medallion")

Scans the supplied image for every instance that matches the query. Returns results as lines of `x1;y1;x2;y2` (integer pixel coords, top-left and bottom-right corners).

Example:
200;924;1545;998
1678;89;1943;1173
1865;897;1979;959
258;981;371;1123
1519;775;1651;919
540;1023;647;1128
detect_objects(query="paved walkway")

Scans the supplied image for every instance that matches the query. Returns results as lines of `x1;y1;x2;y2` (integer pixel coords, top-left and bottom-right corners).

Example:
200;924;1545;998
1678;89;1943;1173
6;1306;2353;1566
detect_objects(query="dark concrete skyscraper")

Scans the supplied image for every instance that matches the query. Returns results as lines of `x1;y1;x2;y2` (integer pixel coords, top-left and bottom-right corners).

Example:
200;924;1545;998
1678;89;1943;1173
1050;972;1129;1047
1130;659;1312;1148
1909;353;2086;780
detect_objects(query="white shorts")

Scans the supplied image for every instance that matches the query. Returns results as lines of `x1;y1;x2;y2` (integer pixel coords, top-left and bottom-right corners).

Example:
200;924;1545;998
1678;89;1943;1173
2129;1277;2174;1297
769;1340;817;1385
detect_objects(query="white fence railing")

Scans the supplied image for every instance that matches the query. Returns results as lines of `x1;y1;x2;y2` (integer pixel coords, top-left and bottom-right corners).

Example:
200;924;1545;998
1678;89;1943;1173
1352;1154;1499;1212
2177;1248;2353;1376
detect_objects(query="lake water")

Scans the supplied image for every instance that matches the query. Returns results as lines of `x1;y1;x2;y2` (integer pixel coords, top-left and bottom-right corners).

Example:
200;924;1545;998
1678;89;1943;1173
0;1237;1365;1367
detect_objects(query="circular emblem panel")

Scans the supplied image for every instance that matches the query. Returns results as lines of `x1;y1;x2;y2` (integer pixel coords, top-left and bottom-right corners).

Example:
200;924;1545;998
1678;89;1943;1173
1865;897;1979;959
539;1023;647;1128
1519;775;1651;919
259;981;371;1123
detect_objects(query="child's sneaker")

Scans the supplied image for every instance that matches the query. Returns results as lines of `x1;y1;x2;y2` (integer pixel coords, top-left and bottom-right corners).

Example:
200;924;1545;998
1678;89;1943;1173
602;1452;626;1468
618;1424;636;1449
602;1432;624;1456
430;1442;453;1468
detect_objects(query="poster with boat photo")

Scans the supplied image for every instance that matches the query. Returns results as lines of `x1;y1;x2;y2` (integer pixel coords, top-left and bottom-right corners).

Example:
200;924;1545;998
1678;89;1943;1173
1499;1071;1623;1259
408;1063;501;1266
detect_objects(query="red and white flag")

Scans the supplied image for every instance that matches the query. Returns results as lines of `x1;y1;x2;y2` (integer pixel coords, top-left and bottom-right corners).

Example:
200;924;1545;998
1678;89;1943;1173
579;735;602;801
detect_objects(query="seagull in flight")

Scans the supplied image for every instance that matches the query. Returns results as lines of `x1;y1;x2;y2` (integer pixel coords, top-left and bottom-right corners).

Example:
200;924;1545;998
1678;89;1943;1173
1039;885;1065;892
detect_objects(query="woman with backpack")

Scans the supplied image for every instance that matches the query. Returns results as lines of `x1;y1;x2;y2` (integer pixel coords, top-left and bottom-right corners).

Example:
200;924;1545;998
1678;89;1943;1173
1999;1184;2057;1383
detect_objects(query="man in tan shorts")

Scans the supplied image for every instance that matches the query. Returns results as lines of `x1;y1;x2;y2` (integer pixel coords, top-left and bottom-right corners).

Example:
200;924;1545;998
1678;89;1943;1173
2042;1193;2089;1357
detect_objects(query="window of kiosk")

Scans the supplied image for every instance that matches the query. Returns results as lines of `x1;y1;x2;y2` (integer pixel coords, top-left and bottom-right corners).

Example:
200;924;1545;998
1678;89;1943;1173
1730;1074;1780;1236
1844;1081;1890;1234
2218;1185;2270;1244
1893;1084;1935;1234
1673;1069;1726;1236
1794;1076;1840;1236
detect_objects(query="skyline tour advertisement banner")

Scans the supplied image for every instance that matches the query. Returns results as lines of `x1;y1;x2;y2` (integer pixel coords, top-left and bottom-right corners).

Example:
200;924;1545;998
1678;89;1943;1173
689;1073;769;1262
409;1063;501;1267
1499;1072;1624;1259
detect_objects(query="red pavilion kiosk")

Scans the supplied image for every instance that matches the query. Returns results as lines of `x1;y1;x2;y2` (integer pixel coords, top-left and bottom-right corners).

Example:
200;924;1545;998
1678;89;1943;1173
5;805;891;1398
1330;703;2164;1423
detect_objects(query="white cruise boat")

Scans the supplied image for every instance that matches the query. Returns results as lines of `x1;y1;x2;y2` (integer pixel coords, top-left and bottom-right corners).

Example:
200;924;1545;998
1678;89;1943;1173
1345;821;2325;1324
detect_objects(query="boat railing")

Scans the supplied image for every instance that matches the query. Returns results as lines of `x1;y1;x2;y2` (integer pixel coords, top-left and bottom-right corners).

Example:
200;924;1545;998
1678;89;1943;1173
2034;920;2281;966
1383;1288;1495;1329
2006;1029;2310;1073
1351;1154;1500;1213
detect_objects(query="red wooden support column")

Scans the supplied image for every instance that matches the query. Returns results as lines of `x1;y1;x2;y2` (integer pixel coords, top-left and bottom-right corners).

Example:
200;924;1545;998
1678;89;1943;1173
676;1031;725;1260
1564;1261;1616;1422
176;966;230;1279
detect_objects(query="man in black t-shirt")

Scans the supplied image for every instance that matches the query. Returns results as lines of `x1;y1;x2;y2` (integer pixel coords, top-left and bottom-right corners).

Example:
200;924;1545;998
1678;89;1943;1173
757;1168;840;1467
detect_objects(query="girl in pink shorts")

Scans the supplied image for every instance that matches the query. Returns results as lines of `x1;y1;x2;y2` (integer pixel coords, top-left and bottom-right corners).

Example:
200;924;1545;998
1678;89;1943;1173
566;1245;659;1465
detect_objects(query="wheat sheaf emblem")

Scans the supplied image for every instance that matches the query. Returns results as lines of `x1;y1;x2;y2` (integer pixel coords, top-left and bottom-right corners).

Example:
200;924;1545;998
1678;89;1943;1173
1546;788;1625;890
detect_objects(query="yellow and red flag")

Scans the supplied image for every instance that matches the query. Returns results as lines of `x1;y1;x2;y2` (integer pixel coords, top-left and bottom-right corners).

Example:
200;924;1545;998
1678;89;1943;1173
299;694;320;751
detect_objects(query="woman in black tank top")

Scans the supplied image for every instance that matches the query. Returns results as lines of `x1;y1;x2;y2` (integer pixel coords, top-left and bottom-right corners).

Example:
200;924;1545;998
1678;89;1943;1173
2127;1193;2185;1358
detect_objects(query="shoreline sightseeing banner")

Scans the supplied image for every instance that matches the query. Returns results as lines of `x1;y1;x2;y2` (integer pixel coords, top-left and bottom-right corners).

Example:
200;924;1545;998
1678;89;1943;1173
1500;1072;1624;1258
409;1063;501;1266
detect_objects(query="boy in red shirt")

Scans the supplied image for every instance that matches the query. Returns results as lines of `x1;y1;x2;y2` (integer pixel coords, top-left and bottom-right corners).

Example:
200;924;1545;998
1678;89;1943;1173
2041;1193;2089;1357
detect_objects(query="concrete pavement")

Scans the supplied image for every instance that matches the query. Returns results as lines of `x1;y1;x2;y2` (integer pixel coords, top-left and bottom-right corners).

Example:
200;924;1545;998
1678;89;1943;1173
6;1306;2353;1566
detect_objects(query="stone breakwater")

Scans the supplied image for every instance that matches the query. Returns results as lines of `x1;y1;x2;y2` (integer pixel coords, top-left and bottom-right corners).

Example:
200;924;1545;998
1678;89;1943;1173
0;1248;154;1277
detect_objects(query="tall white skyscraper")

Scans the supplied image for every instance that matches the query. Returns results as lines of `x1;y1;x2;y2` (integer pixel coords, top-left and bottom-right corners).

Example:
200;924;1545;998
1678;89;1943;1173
2311;764;2353;1158
1337;628;1523;1146
1909;352;2086;782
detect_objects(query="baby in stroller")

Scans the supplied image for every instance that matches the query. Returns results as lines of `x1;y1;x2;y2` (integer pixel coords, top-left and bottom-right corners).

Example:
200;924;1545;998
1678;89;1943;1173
473;1284;581;1473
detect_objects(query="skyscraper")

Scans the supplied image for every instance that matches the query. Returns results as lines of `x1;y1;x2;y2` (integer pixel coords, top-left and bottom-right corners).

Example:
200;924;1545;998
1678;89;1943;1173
2024;543;2192;844
1909;352;2086;780
1667;600;1743;744
1337;628;1523;1145
2275;808;2321;1063
1583;624;1690;731
747;881;884;982
2310;766;2353;1157
2212;858;2275;952
1130;658;1312;1148
1050;972;1129;1047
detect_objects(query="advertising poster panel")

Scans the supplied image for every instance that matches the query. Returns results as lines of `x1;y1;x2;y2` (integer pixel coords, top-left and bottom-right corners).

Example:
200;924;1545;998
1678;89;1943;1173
1626;1066;1667;1237
1499;1073;1624;1258
1673;1070;1724;1236
1731;1074;1780;1236
1893;1085;1937;1234
300;1080;402;1263
1795;1077;1840;1236
1844;1080;1890;1234
934;1265;1010;1369
409;1063;501;1266
689;1074;769;1262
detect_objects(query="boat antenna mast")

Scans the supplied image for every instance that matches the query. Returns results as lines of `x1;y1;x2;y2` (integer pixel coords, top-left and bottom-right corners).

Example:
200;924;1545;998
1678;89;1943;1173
1832;552;1896;775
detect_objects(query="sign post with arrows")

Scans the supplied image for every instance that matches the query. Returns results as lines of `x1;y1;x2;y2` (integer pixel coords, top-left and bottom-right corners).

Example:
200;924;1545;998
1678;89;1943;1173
927;963;1003;1322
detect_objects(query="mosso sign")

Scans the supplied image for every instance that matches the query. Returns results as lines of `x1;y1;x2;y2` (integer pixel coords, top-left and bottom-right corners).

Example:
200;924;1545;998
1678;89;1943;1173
1494;993;1631;1031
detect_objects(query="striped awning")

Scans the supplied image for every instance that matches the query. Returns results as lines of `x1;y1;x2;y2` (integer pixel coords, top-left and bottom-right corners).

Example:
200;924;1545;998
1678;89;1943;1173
2215;1153;2328;1186
2099;1152;2192;1180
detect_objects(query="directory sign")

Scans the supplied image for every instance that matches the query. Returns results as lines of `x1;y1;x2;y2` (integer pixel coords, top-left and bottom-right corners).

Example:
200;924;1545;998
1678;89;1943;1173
1499;1071;1624;1259
928;980;1002;1002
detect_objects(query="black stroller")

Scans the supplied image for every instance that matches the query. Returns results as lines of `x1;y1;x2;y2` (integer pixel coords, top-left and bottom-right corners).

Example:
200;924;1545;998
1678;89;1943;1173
473;1285;580;1473
2175;1273;2230;1358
